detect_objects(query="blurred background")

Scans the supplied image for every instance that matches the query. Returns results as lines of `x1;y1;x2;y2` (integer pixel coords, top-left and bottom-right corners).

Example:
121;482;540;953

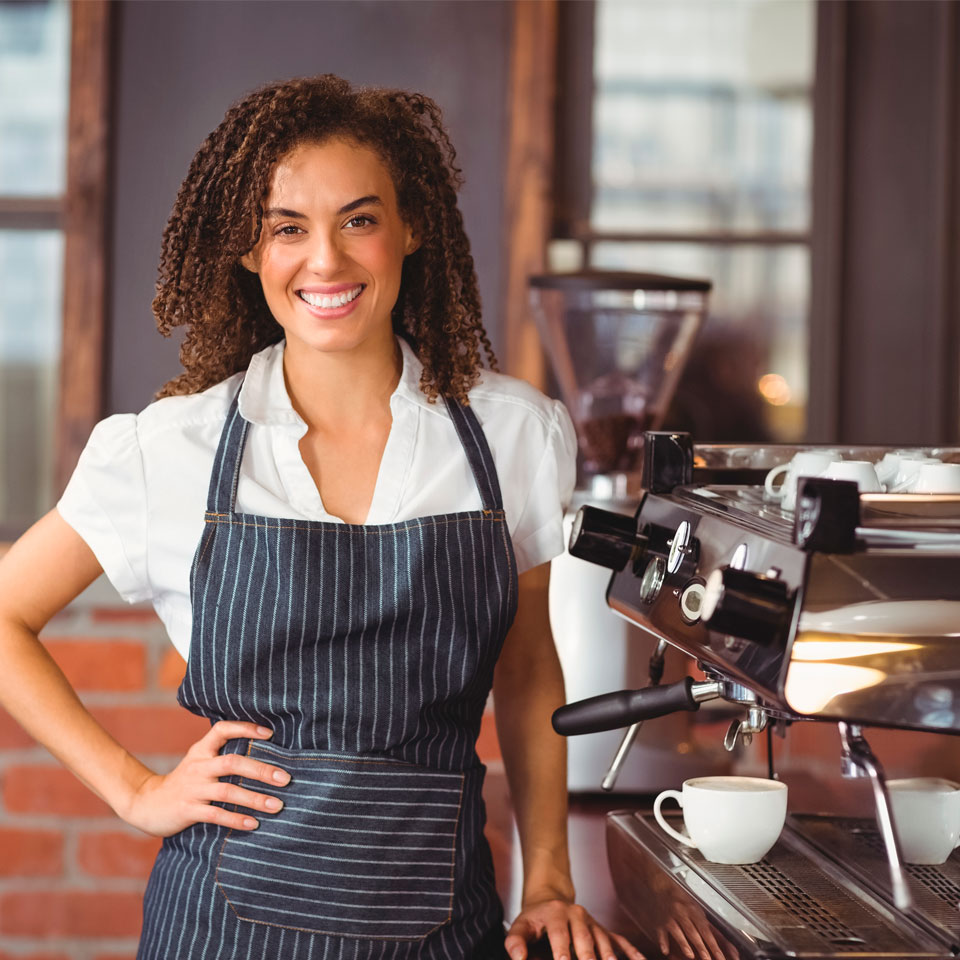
0;1;958;956
2;0;958;542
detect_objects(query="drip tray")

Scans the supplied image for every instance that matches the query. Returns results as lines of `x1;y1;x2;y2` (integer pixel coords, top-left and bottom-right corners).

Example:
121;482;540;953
792;814;960;951
607;810;955;959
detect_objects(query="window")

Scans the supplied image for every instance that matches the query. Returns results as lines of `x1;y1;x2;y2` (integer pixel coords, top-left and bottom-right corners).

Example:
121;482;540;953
555;0;815;442
0;0;70;540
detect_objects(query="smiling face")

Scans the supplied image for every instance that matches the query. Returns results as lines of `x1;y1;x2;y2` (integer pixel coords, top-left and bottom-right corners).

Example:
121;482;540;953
241;138;418;362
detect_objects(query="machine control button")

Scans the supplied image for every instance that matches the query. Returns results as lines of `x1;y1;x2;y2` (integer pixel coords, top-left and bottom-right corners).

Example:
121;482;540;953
639;556;666;604
667;520;696;574
730;542;749;570
679;580;706;622
701;567;791;644
568;505;646;572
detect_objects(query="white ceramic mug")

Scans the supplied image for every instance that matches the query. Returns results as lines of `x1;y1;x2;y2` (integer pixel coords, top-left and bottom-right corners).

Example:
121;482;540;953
765;452;839;512
820;460;882;493
653;776;788;864
889;455;941;492
911;462;960;494
887;777;960;864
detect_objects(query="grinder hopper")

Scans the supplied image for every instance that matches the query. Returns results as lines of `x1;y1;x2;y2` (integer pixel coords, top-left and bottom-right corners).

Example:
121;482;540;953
529;271;711;484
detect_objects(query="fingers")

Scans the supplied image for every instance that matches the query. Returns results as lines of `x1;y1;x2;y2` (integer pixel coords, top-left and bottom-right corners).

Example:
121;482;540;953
510;903;646;960
665;918;696;959
208;780;284;815
504;916;539;960
196;720;275;756
568;912;595;960
610;931;646;960
544;920;573;960
678;913;711;960
211;751;291;787
193;800;262;831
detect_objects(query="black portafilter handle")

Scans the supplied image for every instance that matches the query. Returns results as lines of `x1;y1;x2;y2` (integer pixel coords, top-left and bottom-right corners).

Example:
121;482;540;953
552;677;700;736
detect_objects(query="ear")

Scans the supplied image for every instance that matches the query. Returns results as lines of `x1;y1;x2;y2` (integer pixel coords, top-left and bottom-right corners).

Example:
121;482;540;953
403;228;421;256
240;249;260;273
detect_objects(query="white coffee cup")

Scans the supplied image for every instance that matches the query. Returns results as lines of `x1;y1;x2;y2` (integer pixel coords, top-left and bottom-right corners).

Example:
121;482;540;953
887;777;960;864
653;776;788;864
765;452;839;512
890;455;941;492
820;460;882;493
910;462;960;494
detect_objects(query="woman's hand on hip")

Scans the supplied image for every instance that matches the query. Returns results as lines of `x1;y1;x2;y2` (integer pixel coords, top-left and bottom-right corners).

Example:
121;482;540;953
121;721;290;837
505;898;646;960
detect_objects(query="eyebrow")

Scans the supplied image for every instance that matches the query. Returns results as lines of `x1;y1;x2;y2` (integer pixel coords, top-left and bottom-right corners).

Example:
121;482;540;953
263;195;384;219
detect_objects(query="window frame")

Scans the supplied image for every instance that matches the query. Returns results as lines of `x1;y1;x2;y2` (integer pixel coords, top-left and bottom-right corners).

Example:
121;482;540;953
0;0;111;543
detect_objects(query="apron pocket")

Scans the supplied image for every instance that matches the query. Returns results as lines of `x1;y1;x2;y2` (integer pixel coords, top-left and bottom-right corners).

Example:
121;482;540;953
215;742;464;940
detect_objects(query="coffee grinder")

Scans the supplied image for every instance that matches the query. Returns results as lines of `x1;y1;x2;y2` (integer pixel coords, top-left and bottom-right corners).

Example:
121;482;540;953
529;271;723;792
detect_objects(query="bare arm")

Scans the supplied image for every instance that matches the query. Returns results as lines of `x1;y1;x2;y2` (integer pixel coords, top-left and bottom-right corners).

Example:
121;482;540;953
495;564;644;960
493;563;573;903
0;509;290;835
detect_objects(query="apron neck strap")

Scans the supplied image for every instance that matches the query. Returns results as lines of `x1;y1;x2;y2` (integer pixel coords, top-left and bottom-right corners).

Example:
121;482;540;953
443;397;504;512
206;385;248;514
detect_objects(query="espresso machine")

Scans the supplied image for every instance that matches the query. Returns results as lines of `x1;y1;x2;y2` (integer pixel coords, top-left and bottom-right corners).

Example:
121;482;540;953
530;272;729;792
555;432;960;958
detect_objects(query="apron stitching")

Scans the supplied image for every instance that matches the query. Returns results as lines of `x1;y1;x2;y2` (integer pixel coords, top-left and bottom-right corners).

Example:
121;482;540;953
203;516;505;532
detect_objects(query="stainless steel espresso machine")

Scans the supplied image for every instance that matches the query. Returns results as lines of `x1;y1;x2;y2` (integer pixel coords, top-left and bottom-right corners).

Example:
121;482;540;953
554;432;960;959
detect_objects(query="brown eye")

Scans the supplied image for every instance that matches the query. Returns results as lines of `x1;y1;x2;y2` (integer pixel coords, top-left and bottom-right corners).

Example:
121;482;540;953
346;215;376;229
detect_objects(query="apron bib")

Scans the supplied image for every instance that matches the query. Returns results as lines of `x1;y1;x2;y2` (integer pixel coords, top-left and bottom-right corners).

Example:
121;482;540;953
137;387;517;959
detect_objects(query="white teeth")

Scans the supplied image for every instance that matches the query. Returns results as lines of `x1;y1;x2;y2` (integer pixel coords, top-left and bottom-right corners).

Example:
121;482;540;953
300;285;363;308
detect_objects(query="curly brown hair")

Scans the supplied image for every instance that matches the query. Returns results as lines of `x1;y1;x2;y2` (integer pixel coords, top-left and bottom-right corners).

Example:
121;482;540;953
153;74;497;402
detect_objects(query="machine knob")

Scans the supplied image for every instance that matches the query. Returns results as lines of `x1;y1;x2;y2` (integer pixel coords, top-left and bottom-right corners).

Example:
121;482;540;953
568;505;646;572
701;567;791;644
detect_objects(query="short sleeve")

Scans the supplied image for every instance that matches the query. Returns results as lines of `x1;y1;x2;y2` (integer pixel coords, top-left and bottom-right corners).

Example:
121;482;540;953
56;414;152;604
509;399;577;574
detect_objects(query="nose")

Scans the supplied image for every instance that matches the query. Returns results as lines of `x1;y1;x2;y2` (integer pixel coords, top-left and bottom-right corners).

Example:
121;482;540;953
305;228;346;276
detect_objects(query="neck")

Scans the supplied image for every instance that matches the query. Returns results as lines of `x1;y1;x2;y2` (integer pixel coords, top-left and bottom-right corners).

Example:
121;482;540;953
282;334;403;433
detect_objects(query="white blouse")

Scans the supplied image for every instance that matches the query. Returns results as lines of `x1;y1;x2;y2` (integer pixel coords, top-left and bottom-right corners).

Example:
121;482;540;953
58;338;577;659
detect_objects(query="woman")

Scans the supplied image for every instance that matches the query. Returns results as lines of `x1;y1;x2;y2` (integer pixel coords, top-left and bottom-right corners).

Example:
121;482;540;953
0;76;643;960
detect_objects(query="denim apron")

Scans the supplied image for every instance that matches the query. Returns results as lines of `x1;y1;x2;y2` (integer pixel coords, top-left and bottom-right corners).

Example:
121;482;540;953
137;385;517;959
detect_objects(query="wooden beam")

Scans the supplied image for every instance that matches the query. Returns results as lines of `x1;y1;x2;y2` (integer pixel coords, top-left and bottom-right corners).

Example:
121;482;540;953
57;0;113;494
0;196;62;230
501;0;558;388
806;0;847;442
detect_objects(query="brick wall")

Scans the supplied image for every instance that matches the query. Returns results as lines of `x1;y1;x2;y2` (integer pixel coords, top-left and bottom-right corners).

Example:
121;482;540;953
0;576;207;960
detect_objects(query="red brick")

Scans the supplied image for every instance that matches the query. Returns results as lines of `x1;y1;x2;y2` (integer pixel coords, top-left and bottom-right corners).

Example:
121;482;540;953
0;890;142;936
0;952;71;960
91;705;209;754
0;707;35;748
3;766;113;816
77;830;161;878
43;638;146;691
91;607;158;624
0;827;63;875
476;709;500;763
157;648;187;690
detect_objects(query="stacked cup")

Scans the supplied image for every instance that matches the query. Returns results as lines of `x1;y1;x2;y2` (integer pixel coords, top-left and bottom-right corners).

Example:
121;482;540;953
766;450;960;511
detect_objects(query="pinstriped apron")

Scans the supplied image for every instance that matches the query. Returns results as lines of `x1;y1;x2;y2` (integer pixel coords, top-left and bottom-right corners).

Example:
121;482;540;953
136;386;517;960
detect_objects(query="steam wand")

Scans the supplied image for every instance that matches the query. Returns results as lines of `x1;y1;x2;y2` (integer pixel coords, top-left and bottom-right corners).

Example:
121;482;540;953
838;722;913;911
601;639;668;791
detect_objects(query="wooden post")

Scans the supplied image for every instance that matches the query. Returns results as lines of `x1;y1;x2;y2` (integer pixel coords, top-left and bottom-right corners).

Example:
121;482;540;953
501;0;558;389
57;0;113;493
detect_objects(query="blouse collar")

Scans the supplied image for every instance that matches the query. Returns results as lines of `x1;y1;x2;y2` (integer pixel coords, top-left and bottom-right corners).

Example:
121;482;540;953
236;336;441;428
